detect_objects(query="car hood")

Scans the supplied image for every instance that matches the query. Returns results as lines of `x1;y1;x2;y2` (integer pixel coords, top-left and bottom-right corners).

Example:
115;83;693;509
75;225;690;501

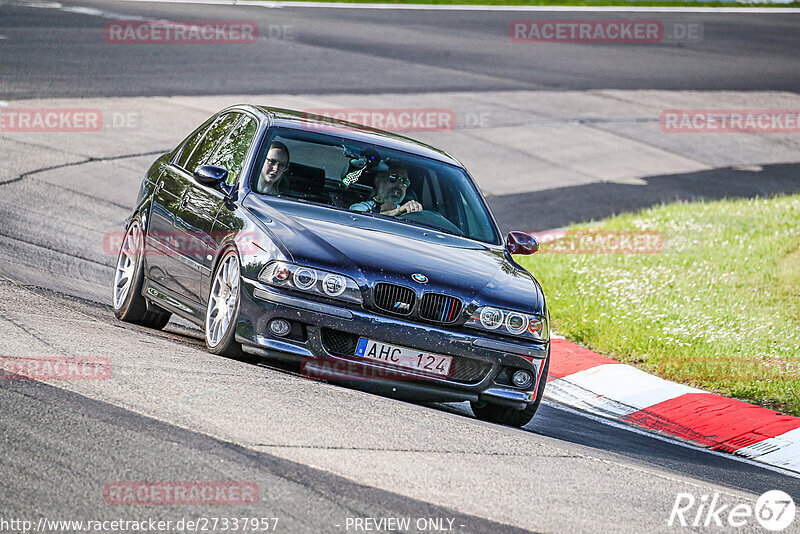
243;197;544;314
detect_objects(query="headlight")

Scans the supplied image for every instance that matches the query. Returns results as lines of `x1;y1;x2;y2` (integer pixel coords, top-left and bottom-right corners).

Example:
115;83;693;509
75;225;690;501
259;261;362;304
466;306;548;342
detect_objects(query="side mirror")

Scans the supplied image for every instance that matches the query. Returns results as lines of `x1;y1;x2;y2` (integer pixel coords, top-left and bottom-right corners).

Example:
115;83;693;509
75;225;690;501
194;165;229;187
506;231;539;255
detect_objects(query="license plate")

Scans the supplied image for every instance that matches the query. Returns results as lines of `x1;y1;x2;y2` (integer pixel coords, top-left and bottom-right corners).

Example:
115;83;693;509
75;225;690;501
355;338;453;377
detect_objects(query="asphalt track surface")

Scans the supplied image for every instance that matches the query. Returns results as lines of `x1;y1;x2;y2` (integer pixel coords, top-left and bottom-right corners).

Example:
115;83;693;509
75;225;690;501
1;0;800;98
1;1;800;533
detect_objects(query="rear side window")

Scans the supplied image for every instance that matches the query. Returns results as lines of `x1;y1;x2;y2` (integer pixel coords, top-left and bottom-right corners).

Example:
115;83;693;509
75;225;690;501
179;113;240;173
174;120;213;169
206;115;258;185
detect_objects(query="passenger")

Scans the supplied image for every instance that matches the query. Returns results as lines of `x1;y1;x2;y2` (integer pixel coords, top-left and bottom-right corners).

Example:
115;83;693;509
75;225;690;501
350;163;422;216
257;141;290;195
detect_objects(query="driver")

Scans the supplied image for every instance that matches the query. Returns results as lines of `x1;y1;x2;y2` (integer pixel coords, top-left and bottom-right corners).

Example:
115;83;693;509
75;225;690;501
257;141;290;195
349;163;422;216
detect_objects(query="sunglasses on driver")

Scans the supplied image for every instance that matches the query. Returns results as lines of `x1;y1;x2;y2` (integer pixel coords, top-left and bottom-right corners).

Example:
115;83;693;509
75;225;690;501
387;173;411;187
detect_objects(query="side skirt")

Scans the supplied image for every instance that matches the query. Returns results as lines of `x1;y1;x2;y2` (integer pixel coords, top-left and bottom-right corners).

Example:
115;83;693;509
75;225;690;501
142;279;205;327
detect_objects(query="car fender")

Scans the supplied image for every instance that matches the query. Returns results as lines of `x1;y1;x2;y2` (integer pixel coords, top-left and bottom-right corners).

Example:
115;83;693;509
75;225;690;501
125;153;171;230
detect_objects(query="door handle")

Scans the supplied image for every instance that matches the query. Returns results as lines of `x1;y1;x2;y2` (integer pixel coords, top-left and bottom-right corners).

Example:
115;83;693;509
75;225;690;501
179;193;190;208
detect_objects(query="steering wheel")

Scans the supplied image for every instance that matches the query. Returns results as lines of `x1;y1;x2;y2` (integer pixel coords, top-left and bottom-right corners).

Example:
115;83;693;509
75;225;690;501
399;210;464;236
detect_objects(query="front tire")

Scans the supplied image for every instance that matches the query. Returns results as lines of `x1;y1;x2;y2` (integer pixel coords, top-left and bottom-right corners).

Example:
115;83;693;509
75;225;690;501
204;249;243;357
112;217;171;329
471;352;550;428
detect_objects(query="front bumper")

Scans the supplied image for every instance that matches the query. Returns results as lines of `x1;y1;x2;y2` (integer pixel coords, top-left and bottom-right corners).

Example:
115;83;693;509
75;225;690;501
235;278;549;407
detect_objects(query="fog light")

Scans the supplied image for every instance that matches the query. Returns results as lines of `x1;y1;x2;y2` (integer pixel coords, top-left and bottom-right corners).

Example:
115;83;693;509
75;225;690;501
512;369;533;388
269;318;291;337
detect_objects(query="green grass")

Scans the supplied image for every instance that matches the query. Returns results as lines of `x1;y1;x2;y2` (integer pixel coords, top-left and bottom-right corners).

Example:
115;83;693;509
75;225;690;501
518;195;800;416
281;0;800;7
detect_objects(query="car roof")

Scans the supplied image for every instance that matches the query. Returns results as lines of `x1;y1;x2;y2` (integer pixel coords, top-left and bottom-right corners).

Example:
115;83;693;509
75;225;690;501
237;105;464;167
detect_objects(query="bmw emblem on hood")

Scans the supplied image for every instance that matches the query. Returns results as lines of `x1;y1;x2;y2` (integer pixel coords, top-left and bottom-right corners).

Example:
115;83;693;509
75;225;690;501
411;273;428;284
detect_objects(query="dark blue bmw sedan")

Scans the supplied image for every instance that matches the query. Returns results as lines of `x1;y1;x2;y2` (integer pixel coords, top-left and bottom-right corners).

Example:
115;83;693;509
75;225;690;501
113;105;549;427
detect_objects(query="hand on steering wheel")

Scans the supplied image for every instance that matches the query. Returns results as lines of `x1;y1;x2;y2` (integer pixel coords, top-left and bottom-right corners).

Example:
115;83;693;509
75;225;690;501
399;200;423;214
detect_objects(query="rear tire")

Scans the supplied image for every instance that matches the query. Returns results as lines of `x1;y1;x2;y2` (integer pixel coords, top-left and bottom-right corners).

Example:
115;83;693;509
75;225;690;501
471;352;550;428
112;217;172;329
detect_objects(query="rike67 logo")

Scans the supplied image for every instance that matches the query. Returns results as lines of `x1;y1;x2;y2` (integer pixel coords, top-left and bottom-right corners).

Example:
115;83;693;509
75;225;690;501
669;490;795;531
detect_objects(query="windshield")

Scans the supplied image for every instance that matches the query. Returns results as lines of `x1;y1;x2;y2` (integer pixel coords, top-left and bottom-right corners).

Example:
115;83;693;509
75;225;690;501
251;127;500;244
